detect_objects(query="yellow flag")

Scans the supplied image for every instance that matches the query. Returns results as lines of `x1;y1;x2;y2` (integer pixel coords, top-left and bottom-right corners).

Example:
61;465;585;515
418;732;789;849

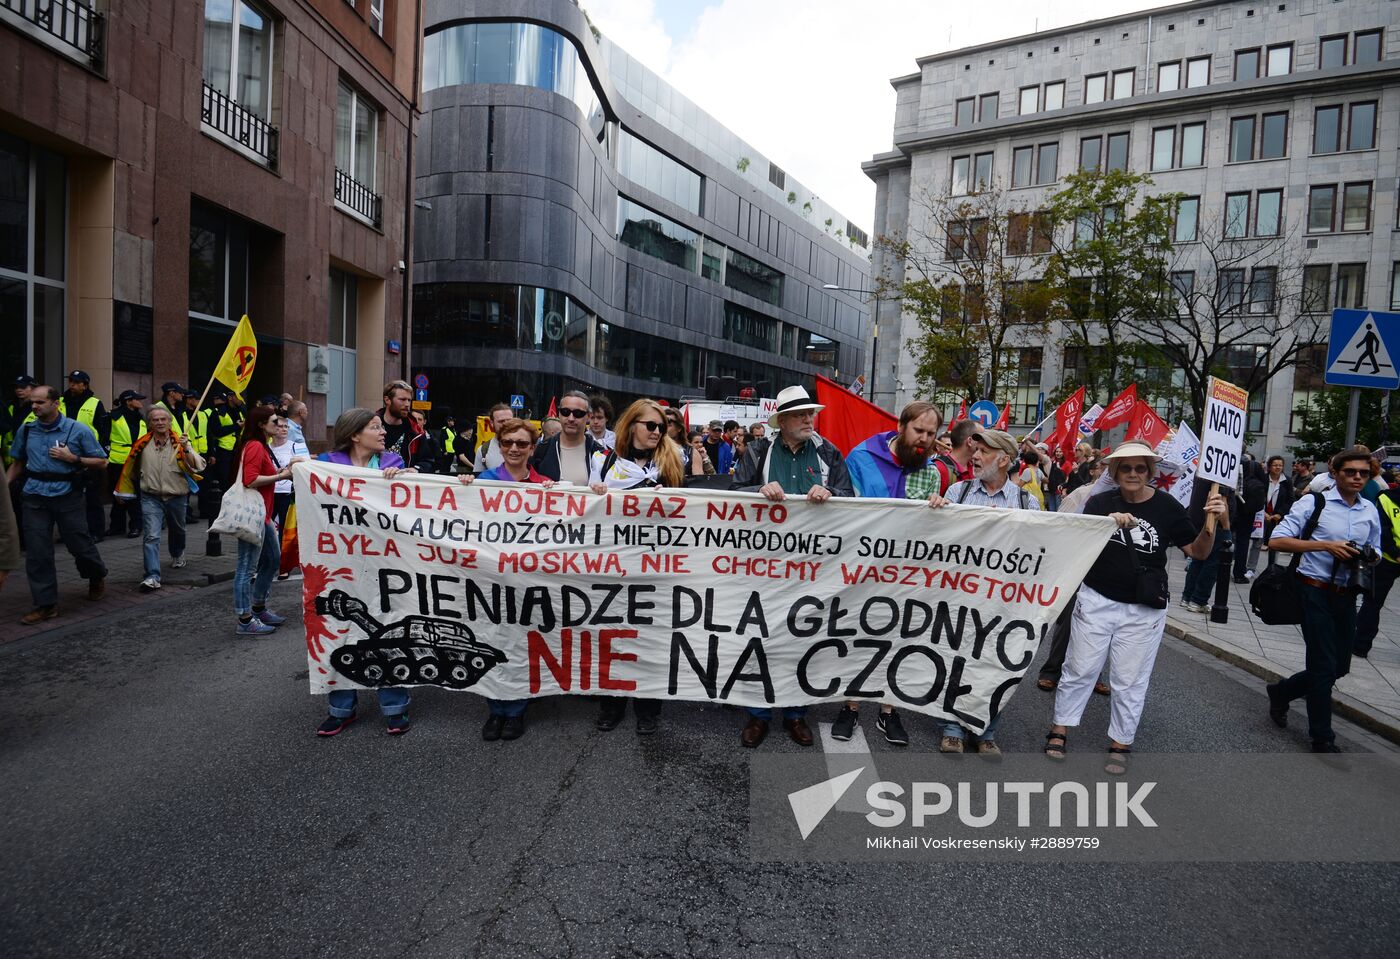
213;315;258;397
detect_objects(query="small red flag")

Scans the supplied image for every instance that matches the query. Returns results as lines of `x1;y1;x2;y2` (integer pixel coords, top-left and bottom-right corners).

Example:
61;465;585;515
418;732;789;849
953;399;968;425
1095;384;1139;431
813;374;897;456
1044;387;1087;468
1126;401;1171;449
546;396;558;418
994;402;1012;430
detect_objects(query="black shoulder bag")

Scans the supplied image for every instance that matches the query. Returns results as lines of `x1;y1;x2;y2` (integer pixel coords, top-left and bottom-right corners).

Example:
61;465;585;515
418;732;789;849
1114;493;1170;609
1249;492;1325;625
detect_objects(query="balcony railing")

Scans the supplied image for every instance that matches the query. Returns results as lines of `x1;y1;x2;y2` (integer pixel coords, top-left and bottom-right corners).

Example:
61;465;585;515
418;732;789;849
0;0;105;70
201;82;279;171
335;166;382;228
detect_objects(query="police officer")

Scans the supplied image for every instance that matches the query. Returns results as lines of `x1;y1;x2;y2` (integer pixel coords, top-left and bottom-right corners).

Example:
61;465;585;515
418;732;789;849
107;389;148;537
2;374;37;468
154;381;186;422
59;371;110;541
202;390;240;555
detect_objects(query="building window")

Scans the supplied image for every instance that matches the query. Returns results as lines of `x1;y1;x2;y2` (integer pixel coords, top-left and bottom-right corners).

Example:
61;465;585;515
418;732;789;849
1180;122;1205;167
723;302;780;354
617;196;700;273
369;0;383;36
1006;212;1052;256
1019;86;1038;115
1234;48;1260;80
1158;61;1181;91
1347;102;1376;150
1266;43;1292;76
1291;343;1327;434
1151;127;1174;171
951;155;970;195
1078;136;1101;171
1175;196;1199;243
334;79;381;226
1255;189;1282;236
1335;264;1366;309
327;268;358;425
1228;116;1255;162
618;130;702;214
767;162;785;190
1341;182;1372;232
201;0;277;166
1260;112;1288;159
955;97;975;126
1307;185;1336;233
1302;266;1331;313
1224;193;1250;239
1111;68;1134;100
1043;81;1064;111
973;152;993;192
0;132;66;389
1390;263;1400;311
1185;56;1210;87
1084;73;1106;104
1352;29;1382;64
1318;35;1347;69
1012;145;1033;187
978;92;999;121
1036;142;1058;185
1073;213;1095;248
1170;271;1194;314
725;248;783;306
1313;105;1341;153
1249;267;1277;315
947;218;989;261
189;200;250;324
1220;269;1246;313
1105;132;1129;172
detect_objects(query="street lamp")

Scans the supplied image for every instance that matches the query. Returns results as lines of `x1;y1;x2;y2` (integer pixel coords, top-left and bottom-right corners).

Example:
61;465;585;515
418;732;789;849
823;282;880;402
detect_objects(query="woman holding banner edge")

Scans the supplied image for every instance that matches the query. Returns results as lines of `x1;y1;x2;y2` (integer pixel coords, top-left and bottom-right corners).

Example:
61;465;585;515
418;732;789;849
587;399;686;735
456;417;555;741
1045;441;1226;774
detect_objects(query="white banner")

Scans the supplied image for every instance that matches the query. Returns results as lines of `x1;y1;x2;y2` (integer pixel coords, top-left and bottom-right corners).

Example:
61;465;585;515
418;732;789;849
1153;421;1202;509
294;463;1116;729
1198;377;1248;487
1078;403;1105;436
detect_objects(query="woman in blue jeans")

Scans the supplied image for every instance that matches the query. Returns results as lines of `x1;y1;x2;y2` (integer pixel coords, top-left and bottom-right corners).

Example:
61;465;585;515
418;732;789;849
231;406;300;636
314;408;416;737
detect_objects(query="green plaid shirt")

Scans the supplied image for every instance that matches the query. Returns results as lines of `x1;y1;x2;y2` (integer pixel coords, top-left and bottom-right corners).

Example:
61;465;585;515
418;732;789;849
904;462;945;500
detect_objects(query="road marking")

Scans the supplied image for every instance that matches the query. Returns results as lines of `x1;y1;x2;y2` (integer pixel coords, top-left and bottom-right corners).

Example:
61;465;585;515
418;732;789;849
818;720;879;813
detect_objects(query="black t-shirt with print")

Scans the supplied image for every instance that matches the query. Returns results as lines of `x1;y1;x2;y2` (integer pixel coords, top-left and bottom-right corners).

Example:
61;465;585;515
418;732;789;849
1082;489;1198;604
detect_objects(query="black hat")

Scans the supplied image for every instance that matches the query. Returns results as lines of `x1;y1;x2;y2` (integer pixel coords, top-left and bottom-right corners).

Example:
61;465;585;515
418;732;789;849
182;389;199;399
14;374;37;387
117;389;147;402
258;394;280;406
67;369;90;383
160;381;185;394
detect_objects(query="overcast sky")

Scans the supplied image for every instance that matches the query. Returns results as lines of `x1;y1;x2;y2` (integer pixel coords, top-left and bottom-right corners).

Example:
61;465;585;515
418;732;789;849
584;0;1169;230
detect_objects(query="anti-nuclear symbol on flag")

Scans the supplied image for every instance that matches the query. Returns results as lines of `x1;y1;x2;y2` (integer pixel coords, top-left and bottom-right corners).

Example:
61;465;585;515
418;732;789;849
235;346;256;380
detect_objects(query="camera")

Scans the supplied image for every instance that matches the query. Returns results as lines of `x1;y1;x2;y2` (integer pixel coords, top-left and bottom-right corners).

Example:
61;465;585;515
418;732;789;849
1343;541;1381;594
1344;541;1381;566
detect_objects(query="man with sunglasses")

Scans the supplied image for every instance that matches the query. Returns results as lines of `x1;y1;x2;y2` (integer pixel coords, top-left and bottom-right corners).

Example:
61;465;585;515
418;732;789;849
531;390;604;486
1266;446;1382;753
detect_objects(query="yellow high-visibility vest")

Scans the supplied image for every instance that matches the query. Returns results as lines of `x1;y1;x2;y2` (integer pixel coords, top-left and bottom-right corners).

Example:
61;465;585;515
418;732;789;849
108;415;148;464
59;395;100;440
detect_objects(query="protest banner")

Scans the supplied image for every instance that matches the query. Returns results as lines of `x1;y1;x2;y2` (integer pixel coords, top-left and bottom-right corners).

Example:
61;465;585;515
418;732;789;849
294;462;1116;731
1198;377;1248;488
1152;421;1202;509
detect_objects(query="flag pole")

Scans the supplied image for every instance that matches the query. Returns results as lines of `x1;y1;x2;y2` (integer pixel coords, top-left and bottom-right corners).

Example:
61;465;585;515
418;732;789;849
1018;412;1055;443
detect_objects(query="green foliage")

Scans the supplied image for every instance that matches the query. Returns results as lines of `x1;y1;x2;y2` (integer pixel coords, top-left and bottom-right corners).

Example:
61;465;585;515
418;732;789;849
787;191;797;204
1290;388;1397;457
736;157;750;172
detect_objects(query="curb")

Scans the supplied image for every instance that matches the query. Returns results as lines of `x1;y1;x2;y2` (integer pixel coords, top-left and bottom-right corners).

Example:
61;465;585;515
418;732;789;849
1164;621;1400;748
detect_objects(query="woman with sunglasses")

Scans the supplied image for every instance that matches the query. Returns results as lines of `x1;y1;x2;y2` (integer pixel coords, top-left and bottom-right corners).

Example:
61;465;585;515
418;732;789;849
588;399;685;734
457;418;554;741
1045;442;1226;774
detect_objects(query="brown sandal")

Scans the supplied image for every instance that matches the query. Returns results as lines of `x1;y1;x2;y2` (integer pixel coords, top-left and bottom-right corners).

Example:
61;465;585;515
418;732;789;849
1037;677;1056;691
1093;680;1110;696
1044;731;1068;760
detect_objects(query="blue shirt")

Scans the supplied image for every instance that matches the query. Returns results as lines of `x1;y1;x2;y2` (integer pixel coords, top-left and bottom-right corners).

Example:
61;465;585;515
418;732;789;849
9;414;106;496
944;477;1042;511
287;419;305;448
1270;486;1382;586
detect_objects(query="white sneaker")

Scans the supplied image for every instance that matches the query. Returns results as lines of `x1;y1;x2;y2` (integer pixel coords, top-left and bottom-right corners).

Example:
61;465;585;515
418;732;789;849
1184;601;1210;614
171;555;187;569
140;577;162;592
1244;569;1255;581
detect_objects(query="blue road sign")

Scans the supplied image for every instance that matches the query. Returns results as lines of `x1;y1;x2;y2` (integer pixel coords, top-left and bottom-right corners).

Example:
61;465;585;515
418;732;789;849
510;394;526;409
1326;309;1400;389
414;389;428;402
968;399;1000;427
414;373;429;389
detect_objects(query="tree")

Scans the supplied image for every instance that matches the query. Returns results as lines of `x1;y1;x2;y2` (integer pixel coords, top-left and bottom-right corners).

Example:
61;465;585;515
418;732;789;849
1142;210;1325;428
1040;169;1177;408
877;183;1054;405
1291;387;1398;457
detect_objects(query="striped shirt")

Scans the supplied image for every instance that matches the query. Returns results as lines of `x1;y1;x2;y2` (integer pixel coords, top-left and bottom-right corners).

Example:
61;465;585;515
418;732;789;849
944;477;1041;511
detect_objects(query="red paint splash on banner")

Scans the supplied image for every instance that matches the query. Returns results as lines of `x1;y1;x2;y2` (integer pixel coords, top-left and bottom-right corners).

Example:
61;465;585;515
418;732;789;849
303;564;353;661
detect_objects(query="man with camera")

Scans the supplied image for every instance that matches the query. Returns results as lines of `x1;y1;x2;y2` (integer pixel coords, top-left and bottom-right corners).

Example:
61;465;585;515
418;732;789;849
1265;446;1382;753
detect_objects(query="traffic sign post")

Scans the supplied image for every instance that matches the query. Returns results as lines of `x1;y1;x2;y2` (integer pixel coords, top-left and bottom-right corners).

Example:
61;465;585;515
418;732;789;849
968;399;1000;428
1326;309;1400;446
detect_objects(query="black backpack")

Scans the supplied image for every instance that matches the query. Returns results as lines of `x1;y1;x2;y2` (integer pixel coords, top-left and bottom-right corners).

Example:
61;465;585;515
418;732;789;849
1249;492;1324;625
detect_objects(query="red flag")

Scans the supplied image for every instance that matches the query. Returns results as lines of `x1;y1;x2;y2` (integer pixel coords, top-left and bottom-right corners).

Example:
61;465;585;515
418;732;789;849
1094;384;1138;431
953;399;968;425
1044;387;1086;467
814;374;897;457
993;402;1011;430
546;396;558;418
1126;401;1171;449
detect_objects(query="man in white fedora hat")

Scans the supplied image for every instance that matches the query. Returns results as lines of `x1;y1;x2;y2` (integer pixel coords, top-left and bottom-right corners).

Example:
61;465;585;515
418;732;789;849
732;384;854;749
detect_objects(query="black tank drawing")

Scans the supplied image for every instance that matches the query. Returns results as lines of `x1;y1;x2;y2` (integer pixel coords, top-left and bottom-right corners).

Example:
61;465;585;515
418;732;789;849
316;589;507;689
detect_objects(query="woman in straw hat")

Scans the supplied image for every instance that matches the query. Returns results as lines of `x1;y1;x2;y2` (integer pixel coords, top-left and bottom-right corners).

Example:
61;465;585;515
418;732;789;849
1045;440;1226;774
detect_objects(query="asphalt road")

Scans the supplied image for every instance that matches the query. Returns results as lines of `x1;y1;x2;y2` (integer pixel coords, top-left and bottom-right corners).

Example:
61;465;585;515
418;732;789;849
2;583;1398;959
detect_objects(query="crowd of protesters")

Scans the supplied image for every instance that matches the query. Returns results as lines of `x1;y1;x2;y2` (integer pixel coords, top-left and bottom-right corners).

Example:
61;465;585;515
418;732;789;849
3;370;1394;763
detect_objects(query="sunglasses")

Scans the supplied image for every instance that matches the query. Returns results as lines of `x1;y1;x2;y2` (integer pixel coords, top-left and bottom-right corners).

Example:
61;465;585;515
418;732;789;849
1338;467;1369;478
638;421;665;433
499;438;534;449
558;408;589;418
1117;464;1150;474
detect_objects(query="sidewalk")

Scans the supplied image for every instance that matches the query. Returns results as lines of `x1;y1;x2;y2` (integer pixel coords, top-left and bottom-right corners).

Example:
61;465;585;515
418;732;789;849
1;518;243;643
1165;554;1400;742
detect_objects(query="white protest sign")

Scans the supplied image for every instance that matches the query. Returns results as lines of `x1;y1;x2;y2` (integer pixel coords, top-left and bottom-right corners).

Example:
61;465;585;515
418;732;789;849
1197;377;1248;487
1078;404;1105;436
1153;421;1202;509
294;462;1115;730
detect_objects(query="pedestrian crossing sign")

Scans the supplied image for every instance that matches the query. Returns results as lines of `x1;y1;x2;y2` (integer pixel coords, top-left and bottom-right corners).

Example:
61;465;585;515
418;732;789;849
1325;309;1400;389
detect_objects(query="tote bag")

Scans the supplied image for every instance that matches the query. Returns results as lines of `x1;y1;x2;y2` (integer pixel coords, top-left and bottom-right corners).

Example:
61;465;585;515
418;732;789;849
210;464;268;545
